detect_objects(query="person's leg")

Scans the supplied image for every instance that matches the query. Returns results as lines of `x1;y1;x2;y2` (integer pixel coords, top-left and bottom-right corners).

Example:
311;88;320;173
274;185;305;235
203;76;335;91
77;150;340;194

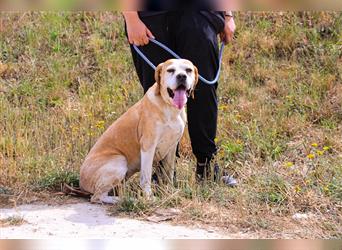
125;13;173;92
171;12;219;176
172;12;236;185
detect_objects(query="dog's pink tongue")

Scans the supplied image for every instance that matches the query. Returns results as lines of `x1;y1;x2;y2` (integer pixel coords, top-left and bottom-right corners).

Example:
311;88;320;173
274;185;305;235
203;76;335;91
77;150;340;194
173;89;187;109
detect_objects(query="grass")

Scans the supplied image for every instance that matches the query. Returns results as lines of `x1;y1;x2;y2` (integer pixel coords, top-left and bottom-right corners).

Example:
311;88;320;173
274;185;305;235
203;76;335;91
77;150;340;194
0;11;342;238
0;215;27;227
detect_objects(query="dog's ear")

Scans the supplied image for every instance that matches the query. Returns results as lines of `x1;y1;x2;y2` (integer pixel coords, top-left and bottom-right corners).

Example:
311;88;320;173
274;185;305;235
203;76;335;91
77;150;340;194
154;62;164;95
190;66;199;99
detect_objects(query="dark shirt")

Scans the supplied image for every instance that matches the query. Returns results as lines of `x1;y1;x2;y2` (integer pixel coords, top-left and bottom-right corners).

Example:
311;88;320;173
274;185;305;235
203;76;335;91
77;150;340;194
138;11;168;17
141;0;217;10
138;11;225;34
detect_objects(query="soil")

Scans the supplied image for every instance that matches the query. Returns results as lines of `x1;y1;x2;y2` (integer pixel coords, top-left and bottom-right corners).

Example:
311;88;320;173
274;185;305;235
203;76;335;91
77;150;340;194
0;200;248;239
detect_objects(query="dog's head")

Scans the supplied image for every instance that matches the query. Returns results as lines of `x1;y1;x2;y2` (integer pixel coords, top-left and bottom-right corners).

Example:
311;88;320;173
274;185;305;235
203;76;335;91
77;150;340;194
154;59;199;110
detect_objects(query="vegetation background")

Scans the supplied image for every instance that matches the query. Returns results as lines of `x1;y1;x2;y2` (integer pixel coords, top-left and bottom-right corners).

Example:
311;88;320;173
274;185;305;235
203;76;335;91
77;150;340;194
0;12;341;238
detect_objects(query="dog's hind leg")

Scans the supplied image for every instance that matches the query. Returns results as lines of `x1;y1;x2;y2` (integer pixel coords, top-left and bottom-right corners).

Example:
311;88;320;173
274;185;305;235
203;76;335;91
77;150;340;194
90;156;128;204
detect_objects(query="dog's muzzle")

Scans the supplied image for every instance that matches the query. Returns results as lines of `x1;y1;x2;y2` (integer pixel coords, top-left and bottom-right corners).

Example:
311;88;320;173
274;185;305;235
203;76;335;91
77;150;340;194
176;73;187;85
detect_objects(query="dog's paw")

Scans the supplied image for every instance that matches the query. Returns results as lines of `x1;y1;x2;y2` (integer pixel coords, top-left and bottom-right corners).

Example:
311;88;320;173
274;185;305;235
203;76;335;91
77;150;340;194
143;186;152;197
143;190;157;203
91;195;120;205
102;196;121;204
146;195;158;203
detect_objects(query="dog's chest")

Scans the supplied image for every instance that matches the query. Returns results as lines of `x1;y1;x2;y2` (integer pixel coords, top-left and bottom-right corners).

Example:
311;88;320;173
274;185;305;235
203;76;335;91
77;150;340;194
154;117;185;161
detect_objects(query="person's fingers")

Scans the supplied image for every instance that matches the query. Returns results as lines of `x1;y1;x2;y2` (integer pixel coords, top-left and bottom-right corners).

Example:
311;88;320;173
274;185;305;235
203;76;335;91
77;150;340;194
219;32;223;41
220;32;228;45
128;37;133;44
142;35;149;45
129;28;155;46
131;34;149;46
132;35;144;46
133;38;142;46
227;32;233;42
138;39;144;46
219;32;224;44
146;28;155;39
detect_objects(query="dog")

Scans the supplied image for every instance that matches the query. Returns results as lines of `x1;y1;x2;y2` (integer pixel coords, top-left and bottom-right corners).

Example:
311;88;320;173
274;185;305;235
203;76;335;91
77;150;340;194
79;59;198;204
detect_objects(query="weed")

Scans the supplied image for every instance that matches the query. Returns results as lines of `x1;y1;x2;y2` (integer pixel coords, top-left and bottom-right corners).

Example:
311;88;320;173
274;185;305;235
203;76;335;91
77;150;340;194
116;196;151;214
0;215;27;227
259;175;289;206
35;170;79;190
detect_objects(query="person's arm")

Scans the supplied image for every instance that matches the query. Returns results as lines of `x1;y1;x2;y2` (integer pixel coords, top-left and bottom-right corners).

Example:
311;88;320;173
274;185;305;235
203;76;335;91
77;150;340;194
220;11;236;44
122;11;155;46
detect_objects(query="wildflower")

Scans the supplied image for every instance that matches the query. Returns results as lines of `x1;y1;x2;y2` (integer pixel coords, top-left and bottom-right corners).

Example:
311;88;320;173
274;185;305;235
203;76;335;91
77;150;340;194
218;105;228;111
307;153;315;159
214;138;218;143
235;114;241;120
71;125;79;132
96;120;105;129
295;185;301;193
284;162;294;168
311;143;318;147
218;150;225;158
323;146;330;151
316;150;324;156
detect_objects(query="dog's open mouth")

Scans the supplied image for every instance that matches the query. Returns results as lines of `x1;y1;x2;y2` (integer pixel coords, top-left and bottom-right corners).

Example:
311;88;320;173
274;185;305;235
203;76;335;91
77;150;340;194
167;85;190;109
167;87;175;98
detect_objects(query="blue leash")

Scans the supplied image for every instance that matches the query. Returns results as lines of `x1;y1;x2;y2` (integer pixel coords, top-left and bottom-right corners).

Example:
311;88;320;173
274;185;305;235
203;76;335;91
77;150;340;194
132;38;224;85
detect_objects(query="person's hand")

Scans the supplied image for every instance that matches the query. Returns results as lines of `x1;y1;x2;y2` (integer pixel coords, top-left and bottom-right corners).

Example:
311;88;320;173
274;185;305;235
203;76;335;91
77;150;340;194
123;11;155;46
220;16;236;44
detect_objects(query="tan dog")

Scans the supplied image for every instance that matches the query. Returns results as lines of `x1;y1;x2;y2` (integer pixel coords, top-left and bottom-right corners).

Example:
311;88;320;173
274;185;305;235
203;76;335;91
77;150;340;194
80;59;198;204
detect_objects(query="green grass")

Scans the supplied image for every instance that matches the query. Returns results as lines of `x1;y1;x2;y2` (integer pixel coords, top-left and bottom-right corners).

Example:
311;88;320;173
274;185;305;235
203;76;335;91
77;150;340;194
1;12;342;238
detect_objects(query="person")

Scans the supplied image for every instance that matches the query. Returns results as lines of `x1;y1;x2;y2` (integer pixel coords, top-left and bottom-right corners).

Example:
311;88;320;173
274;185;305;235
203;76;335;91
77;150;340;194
122;10;237;187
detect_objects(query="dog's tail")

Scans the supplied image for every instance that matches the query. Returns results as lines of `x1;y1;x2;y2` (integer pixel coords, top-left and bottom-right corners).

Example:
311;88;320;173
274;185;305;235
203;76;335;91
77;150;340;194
62;183;91;198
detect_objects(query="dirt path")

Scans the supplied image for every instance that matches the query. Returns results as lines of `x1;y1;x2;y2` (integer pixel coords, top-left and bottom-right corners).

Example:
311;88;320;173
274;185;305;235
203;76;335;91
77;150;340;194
0;201;234;239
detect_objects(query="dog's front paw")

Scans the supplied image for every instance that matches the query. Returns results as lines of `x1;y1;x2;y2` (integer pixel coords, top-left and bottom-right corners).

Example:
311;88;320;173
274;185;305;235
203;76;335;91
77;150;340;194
91;194;120;205
143;187;158;202
146;194;158;203
143;187;152;198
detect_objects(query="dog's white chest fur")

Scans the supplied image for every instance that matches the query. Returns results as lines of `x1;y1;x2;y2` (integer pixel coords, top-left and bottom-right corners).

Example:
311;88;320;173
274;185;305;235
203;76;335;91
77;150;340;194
154;115;185;162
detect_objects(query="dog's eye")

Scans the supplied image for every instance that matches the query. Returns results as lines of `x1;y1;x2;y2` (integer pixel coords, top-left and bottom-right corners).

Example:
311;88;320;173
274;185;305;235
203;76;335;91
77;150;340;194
186;68;192;73
167;68;175;74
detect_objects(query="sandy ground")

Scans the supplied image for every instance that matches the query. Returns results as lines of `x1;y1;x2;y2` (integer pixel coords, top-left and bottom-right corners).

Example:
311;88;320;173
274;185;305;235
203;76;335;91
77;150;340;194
0;201;231;239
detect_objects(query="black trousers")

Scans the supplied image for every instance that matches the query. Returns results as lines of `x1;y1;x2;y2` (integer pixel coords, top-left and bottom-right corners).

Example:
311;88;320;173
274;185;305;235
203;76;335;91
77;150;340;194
127;11;223;163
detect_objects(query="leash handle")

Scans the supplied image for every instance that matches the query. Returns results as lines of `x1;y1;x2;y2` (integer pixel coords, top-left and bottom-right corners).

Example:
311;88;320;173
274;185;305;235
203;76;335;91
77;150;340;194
132;38;224;85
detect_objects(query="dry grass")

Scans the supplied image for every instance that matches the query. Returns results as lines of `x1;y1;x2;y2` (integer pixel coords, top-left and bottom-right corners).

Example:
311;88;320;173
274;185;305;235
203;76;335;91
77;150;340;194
0;12;341;238
0;215;27;227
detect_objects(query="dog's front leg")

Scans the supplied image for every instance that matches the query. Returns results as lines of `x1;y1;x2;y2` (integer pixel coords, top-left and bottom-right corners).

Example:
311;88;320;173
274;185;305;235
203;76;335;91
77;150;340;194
140;147;156;198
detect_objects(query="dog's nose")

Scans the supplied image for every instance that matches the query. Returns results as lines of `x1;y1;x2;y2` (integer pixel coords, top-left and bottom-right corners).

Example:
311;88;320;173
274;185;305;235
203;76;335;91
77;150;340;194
176;73;187;82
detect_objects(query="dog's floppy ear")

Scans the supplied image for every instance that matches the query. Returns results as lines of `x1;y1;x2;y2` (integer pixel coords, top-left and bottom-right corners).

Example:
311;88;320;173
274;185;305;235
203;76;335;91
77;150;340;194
154;62;164;95
190;66;199;99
